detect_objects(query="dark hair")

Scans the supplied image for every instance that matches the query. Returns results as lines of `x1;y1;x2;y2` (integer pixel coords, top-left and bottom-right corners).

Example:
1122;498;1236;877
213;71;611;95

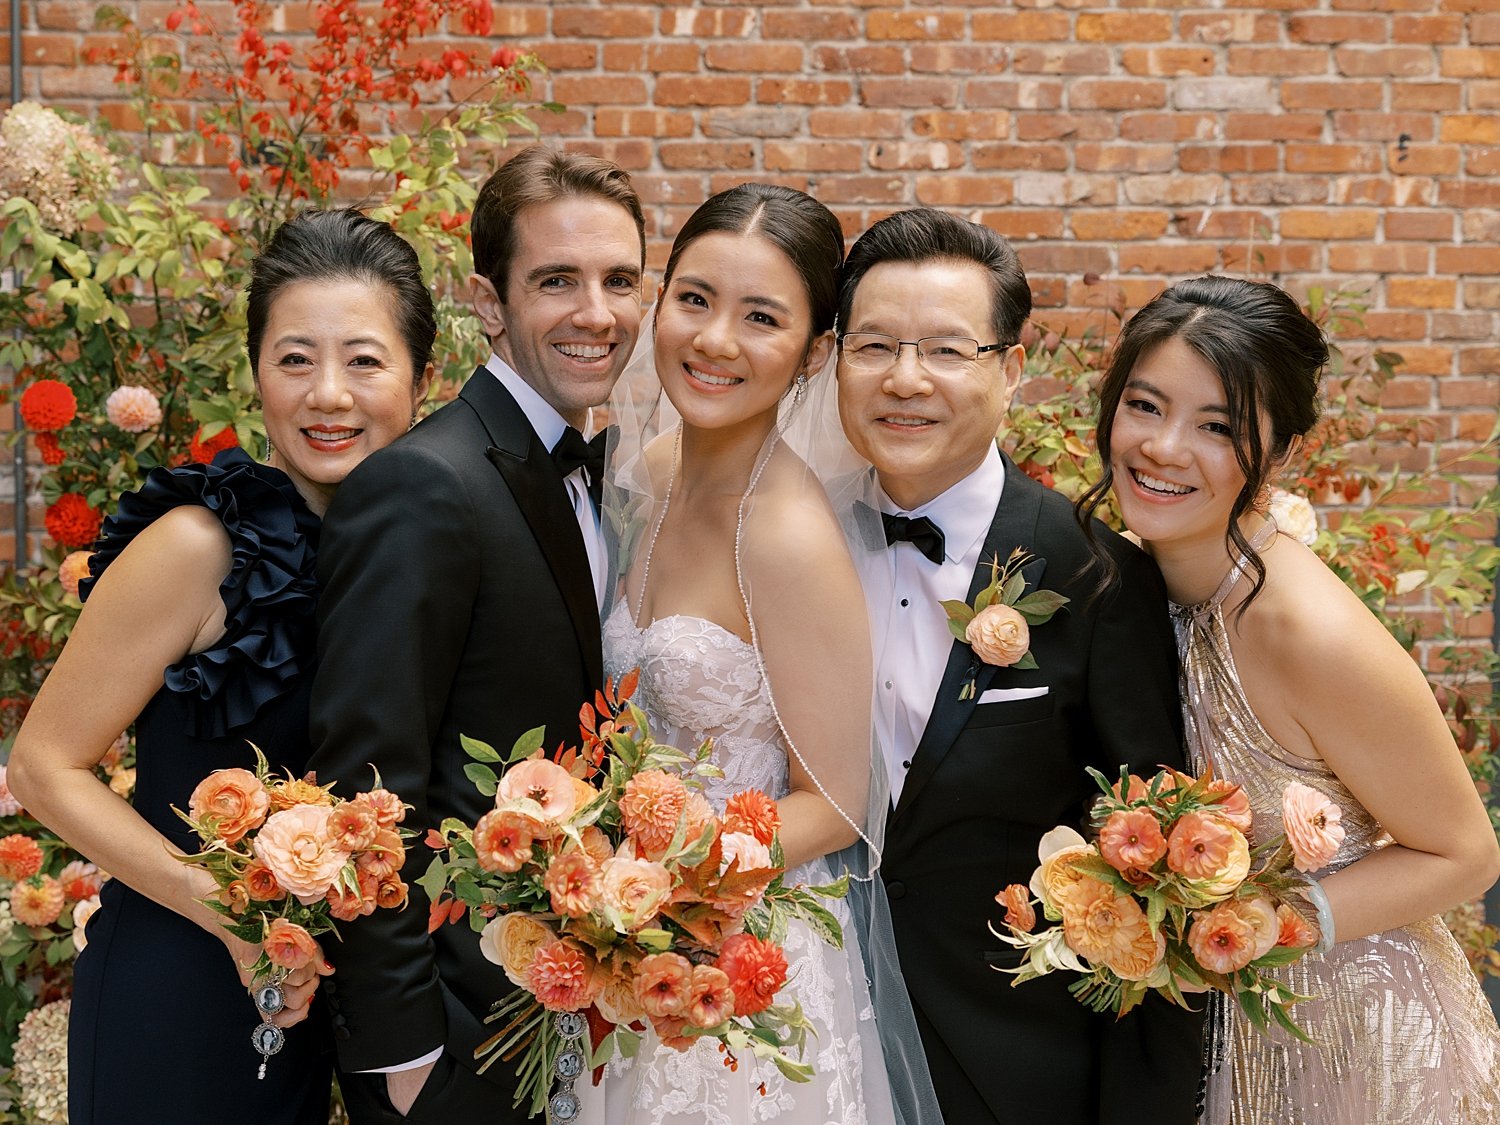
660;182;845;339
836;207;1032;345
471;145;646;299
1077;275;1327;610
246;208;435;381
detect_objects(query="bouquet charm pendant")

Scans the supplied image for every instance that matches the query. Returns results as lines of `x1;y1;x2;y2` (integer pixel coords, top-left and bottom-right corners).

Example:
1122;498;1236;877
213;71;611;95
547;1011;586;1123
250;968;288;1080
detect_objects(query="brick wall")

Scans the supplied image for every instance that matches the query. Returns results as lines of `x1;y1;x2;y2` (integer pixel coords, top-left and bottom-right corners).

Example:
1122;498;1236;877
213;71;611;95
1;0;1497;579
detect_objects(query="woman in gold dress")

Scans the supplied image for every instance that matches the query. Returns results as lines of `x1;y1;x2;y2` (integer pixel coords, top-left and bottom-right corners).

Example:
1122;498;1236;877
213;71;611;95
1078;275;1500;1124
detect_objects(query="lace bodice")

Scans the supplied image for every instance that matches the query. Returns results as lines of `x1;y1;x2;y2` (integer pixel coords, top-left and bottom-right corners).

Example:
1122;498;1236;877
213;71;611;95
603;603;790;807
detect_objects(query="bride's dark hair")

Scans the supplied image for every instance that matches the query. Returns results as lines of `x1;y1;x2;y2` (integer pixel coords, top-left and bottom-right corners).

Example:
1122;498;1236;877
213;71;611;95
659;183;846;342
1077;275;1327;610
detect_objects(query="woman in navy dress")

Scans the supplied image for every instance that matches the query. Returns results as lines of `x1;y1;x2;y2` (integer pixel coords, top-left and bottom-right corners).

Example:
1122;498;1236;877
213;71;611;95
9;208;435;1123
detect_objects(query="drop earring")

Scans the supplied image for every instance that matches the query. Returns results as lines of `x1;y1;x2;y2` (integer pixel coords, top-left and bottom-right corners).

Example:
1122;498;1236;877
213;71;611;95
793;372;807;407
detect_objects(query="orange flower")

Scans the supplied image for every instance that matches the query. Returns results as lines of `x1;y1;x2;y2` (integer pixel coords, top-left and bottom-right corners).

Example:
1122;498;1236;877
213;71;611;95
326;801;380;852
0;834;44;881
252;805;351;903
688;964;735;1028
634;951;694;1020
269;776;334;811
354;789;406;828
600;856;672;932
1276;903;1319;949
1037;845;1112;914
570;776;601;815
1187;901;1261;974
965;603;1030;666
480;913;555;988
188;424;238;464
1166;811;1246;882
1111;773;1151;804
19;380;76;432
187;768;270;845
724;789;780;847
57;551;93;598
263;918;320;971
375;875;409;911
45;493;103;550
543;849;601;918
1228;897;1281;962
472;809;539;874
356;828;405;879
528;940;598;1012
326;879;370;922
579;825;614;867
593;964;646;1026
682;791;719;843
1281;782;1345;874
1098;808;1168;873
717;932;788;1017
649;1014;698;1052
1063;891;1164;981
620;769;689;859
497;759;577;823
11;875;64;927
1202;779;1254;834
995;884;1036;933
219;879;250;914
57;860;101;902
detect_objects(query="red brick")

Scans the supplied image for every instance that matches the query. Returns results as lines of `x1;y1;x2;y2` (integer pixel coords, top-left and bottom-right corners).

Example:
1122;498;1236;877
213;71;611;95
1436;246;1500;274
1467;81;1500;109
34;2;97;29
1074;143;1177;173
753;78;852;106
972;11;1072;40
1327;244;1432;271
1178;209;1273;239
1392;82;1464;111
1441;49;1500;77
809;109;906;139
859;77;958;108
705;44;803;72
1462;210;1500;241
557;139;652;170
651;75;752;106
701;108;801;138
814;177;909;205
1431;312;1497;340
912;110;1010;141
1334;113;1434;142
866;140;962;170
1388;277;1458;309
535;43;598;70
1120;113;1218;142
971;143;1070;171
866;11;966;39
661;8;756;37
1395;14;1465;41
1358;311;1431;338
552;6;653;37
1279;208;1379;238
1180;12;1278;43
549;76;648;105
1070;210;1170;240
1334;47;1434;76
1464;280;1500;309
1121;47;1217;77
1127;175;1227;205
1440;116;1500;144
763;141;863;172
1227;112;1325;141
1281;80;1384;110
1443;377;1500;403
1440;182;1500;206
1076;12;1171;40
630;175;705;206
965;79;1064;110
1017;113;1116;142
1067;80;1167;110
914;175;1015;206
1227;47;1328;74
1475;13;1500;42
658;142;756;170
1389;144;1462;175
1020;244;1114;274
909;45;1009;74
1118;244;1223;274
1013;46;1114;75
1286;144;1384;173
1386;211;1455;240
1468;148;1500;175
813;46;904;75
1288;14;1389;42
22;33;79;65
762;11;859;39
1179;145;1280;173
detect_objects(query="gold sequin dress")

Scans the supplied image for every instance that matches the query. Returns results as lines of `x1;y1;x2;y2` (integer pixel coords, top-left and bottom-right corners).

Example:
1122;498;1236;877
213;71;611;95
1174;536;1500;1125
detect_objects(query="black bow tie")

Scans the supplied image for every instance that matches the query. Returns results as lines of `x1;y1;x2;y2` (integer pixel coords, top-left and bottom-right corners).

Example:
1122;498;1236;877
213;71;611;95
853;501;946;565
551;426;607;509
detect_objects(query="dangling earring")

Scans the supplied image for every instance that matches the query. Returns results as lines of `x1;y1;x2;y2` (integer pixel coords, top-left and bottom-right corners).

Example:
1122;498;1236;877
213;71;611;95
1253;484;1271;512
409;411;418;431
793;372;807;407
264;436;275;460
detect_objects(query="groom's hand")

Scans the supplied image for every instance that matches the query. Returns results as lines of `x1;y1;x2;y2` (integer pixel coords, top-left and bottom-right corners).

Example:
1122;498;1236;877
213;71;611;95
387;1060;437;1116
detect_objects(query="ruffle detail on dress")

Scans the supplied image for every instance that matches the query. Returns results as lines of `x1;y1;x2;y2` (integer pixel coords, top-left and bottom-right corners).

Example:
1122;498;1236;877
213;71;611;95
79;447;320;739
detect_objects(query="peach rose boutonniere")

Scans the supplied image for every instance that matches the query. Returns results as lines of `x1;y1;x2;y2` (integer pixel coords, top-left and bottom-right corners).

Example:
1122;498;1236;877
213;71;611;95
941;546;1069;700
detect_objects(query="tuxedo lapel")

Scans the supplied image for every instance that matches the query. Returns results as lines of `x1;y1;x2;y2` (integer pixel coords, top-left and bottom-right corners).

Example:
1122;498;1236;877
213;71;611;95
893;455;1049;823
461;372;604;688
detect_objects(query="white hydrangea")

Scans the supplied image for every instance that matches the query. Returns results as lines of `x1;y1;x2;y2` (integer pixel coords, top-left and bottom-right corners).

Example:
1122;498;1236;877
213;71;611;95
14;998;69;1124
1267;488;1318;546
0;899;15;947
0;102;118;236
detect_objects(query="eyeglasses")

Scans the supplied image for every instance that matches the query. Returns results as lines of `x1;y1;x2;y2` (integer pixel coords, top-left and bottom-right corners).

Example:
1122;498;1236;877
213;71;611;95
839;333;1007;375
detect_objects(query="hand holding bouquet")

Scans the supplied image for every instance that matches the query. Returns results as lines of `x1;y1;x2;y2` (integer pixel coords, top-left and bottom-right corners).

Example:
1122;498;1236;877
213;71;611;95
175;746;413;1074
423;673;848;1119
993;766;1343;1040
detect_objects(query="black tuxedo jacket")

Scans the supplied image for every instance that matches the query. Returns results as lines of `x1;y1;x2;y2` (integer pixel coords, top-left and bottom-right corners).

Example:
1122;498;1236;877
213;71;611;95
883;459;1205;1125
308;371;601;1120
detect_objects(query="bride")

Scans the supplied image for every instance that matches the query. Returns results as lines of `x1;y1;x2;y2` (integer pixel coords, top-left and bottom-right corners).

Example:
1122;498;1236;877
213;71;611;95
584;184;936;1124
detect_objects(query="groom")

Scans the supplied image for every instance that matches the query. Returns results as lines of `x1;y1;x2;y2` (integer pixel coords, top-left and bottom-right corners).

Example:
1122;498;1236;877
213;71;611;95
837;209;1205;1123
308;146;645;1122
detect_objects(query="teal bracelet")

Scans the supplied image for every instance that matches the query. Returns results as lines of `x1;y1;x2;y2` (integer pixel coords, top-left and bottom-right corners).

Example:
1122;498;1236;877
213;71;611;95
1303;880;1336;956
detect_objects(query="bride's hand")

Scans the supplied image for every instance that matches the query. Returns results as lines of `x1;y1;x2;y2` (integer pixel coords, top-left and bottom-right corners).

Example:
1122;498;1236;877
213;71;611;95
222;931;334;1028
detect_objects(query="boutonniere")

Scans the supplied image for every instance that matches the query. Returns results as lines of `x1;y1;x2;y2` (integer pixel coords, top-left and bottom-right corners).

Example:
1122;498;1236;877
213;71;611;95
941;547;1070;700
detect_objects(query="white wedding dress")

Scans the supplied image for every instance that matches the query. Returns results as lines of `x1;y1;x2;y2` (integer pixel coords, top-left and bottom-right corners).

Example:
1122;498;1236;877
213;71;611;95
574;603;898;1125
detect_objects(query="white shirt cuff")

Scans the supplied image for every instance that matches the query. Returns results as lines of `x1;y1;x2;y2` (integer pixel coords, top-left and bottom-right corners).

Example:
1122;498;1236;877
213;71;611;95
356;1045;444;1074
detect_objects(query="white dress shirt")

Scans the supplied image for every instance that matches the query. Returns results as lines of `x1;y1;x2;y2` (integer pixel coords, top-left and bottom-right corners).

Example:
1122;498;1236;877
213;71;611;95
857;445;1005;807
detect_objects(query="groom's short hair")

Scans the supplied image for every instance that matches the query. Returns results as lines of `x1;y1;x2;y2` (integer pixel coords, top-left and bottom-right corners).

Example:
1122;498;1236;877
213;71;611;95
837;208;1032;347
471;145;646;300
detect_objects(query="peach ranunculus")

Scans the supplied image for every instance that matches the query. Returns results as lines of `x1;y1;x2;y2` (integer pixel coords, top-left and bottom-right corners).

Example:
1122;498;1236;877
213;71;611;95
571;776;601;815
1227;896;1280;962
244;860;286;902
1166;811;1248;882
1098;808;1169;873
719;831;772;876
1031;828;1112;914
1063;891;1165;981
355;789;406;828
717;932;789;1017
600;856;673;933
1202;779;1254;834
252;805;351;904
187;768;270;845
1276;902;1320;949
263;917;321;971
497;759;577;823
374;875;408;911
633;951;694;1020
619;769;689;859
1187;901;1262;974
723;789;780;847
687;964;736;1029
270;776;334;811
543;849;601;918
995;884;1036;933
528;940;598;1012
218;879;250;914
1110;773;1152;804
579;825;614;868
480;912;555;989
1281;782;1345;874
593;964;646;1026
650;1014;698;1053
964;603;1030;667
326;879;371;922
472;809;541;874
355;828;405;880
326;801;380;853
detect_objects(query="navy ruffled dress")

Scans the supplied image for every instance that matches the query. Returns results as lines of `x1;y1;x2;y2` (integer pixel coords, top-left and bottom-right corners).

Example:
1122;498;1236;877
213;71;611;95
68;448;331;1123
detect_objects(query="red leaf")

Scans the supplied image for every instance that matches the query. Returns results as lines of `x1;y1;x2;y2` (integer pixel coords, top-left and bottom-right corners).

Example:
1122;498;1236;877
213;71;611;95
447;900;466;925
424;828;446;851
618;667;640;704
427;894;450;934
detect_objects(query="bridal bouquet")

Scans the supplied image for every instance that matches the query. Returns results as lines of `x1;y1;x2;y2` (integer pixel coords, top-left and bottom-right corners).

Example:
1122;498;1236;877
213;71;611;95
422;672;847;1118
993;766;1342;1040
175;747;413;1071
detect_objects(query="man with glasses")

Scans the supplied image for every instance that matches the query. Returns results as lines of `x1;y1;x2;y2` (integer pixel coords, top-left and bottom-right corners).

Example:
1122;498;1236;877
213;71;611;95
835;208;1204;1125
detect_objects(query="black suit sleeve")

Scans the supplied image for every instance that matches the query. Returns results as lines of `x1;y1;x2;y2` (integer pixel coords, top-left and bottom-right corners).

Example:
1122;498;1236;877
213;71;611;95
308;443;481;1071
1084;540;1205;1125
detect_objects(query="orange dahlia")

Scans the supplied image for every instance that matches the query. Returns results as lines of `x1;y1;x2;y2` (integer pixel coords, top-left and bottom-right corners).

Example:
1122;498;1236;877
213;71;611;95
619;769;688;859
0;834;44;881
11;875;64;927
188;425;239;464
19;380;76;432
44;494;102;550
57;550;93;598
34;433;64;466
716;932;788;1017
527;939;597;1012
724;789;780;847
